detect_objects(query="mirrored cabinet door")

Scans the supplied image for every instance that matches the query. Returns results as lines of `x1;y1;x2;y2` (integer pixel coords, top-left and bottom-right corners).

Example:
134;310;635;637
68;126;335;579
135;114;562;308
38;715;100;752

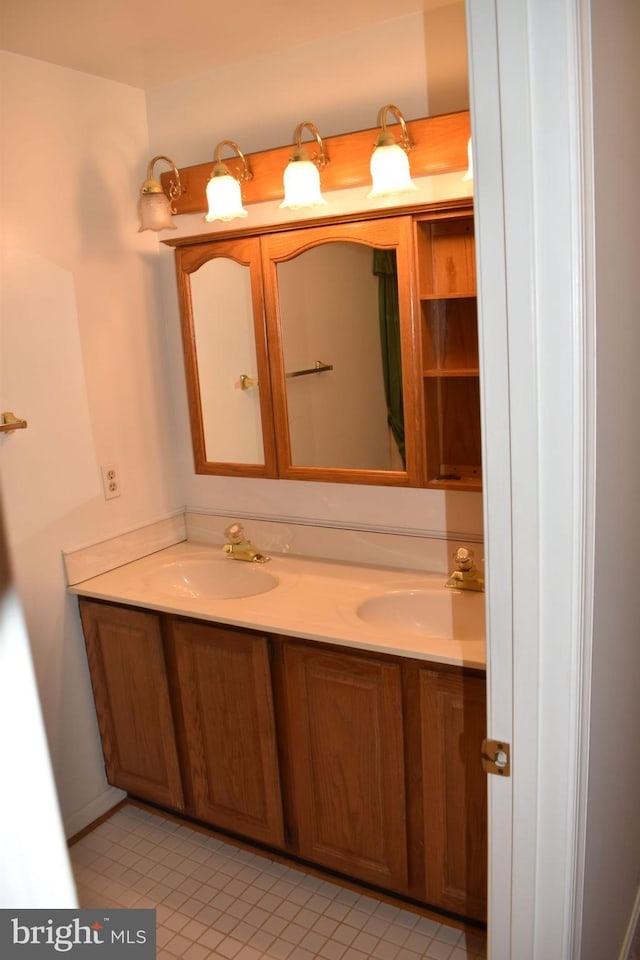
174;237;277;476
167;203;480;490
261;217;424;486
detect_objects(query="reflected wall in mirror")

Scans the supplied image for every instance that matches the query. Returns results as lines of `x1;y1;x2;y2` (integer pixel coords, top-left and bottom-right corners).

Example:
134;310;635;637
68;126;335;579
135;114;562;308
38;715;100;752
276;242;404;472
262;216;423;486
172;236;277;478
191;257;263;464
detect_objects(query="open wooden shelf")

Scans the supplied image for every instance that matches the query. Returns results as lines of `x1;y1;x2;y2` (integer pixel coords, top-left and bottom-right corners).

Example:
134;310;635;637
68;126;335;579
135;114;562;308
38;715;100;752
415;214;481;490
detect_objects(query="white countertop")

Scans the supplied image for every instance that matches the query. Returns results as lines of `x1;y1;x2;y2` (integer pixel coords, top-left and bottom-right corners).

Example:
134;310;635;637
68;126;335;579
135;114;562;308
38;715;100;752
68;541;486;670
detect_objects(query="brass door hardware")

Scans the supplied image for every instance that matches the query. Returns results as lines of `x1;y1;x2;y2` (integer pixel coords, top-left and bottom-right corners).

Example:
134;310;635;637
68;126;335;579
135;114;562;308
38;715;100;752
481;738;511;776
0;411;28;433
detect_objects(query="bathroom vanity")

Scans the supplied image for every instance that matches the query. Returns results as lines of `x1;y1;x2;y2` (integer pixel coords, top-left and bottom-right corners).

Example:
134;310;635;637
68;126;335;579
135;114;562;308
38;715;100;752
73;543;487;923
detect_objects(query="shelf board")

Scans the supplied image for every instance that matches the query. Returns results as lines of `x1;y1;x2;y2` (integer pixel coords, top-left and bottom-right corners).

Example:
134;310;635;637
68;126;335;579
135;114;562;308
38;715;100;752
426;476;482;491
419;292;476;301
423;368;480;378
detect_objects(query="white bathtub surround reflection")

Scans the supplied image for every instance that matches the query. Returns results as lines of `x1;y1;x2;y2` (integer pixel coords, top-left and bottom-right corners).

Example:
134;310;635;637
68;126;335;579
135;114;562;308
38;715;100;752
70;803;487;960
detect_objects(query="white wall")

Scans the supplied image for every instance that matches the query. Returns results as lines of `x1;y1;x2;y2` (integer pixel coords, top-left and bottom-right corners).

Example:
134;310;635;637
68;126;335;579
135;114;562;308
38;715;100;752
145;14;430;167
581;0;640;955
0;51;184;834
146;10;483;540
0;6;477;838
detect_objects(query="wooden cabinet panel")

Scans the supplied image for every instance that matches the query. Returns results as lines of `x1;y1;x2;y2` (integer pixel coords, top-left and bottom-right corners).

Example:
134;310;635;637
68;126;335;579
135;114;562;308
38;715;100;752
418;668;487;921
80;596;486;921
415;212;482;491
79;600;184;809
168;620;284;848
416;217;476;298
282;641;408;892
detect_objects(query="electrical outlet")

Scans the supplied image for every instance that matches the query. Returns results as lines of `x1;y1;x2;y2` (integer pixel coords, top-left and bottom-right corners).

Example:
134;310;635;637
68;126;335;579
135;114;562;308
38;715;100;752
101;465;121;500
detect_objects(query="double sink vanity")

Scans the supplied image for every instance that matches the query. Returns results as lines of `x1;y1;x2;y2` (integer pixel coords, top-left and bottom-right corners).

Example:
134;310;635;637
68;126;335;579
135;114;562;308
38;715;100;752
71;533;487;924
73;112;487;923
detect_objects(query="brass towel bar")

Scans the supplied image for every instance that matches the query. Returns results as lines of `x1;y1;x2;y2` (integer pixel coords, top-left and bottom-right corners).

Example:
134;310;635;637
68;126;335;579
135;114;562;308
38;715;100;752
240;360;333;390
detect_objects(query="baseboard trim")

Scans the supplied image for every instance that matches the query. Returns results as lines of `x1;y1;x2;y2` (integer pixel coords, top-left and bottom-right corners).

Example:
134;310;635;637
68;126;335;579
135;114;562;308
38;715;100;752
64;786;126;841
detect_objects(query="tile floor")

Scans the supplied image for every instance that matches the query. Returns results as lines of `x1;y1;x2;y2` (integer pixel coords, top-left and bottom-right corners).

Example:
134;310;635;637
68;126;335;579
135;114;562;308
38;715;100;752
70;803;486;960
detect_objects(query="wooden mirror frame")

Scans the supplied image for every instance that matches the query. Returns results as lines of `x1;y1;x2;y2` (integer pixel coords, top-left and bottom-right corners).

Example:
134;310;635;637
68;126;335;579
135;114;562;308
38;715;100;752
261;216;423;486
172;235;278;478
166;197;480;490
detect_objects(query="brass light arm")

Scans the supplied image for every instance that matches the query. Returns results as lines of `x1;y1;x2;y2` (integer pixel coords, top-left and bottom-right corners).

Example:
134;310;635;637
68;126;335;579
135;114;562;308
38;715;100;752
140;154;184;212
212;140;253;182
374;104;413;153
289;121;328;168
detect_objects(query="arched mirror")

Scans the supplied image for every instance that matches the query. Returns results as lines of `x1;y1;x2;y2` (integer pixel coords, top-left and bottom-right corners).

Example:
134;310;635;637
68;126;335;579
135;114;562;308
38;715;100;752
262;217;423;485
276;242;401;471
173;236;277;477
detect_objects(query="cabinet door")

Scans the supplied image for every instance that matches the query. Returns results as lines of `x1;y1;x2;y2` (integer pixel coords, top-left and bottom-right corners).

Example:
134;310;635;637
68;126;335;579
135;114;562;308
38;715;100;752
174;236;277;478
261;216;424;487
282;641;408;893
419;668;487;920
79;600;184;809
169;620;284;848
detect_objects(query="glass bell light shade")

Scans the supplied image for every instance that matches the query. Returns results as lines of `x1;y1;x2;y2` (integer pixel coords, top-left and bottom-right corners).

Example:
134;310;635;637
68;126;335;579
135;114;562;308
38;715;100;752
280;158;327;210
137;155;182;232
205;170;248;222
368;142;418;199
138;189;176;232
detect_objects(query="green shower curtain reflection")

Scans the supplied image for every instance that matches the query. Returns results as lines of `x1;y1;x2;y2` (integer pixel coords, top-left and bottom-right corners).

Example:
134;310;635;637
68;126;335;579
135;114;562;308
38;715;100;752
373;249;405;467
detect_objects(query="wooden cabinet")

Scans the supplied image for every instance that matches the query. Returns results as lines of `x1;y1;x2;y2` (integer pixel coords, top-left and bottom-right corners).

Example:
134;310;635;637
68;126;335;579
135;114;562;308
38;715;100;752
166;619;285;848
79;600;184;810
416;213;482;490
168;201;482;491
417;666;487;921
279;640;409;893
80;600;486;922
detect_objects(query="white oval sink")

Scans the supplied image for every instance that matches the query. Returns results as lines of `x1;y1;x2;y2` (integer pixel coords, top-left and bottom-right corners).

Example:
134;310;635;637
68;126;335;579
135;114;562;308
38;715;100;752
143;557;278;600
356;589;484;640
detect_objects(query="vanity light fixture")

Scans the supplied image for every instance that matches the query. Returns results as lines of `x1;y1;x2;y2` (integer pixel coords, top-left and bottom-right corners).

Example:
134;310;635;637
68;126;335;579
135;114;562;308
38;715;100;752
368;104;418;199
205;140;252;222
462;137;473;181
280;121;328;209
138;155;183;232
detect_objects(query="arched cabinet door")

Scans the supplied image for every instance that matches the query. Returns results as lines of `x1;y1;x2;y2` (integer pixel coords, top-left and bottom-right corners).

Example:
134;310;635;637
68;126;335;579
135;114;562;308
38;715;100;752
173;236;277;477
261;216;424;487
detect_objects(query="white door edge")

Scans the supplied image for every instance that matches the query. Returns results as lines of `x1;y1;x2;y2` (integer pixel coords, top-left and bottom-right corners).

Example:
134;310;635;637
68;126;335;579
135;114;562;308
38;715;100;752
466;0;595;955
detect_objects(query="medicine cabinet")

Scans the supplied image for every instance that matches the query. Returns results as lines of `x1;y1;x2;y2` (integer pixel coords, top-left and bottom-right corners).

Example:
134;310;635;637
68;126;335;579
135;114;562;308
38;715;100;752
166;201;481;490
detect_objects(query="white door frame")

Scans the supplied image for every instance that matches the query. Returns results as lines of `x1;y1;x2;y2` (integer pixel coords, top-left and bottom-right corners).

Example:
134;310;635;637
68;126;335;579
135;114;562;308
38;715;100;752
466;0;594;955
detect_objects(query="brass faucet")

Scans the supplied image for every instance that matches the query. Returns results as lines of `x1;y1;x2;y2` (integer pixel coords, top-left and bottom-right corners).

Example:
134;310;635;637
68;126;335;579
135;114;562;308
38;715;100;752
445;546;484;592
222;522;270;563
